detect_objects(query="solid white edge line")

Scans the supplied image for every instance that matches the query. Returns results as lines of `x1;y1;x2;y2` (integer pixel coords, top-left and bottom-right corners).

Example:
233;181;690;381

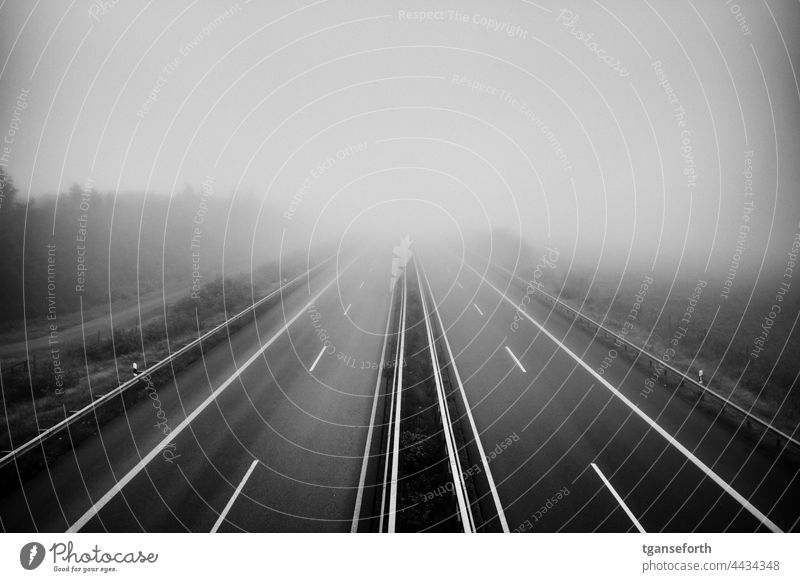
488;253;800;448
210;459;259;533
590;462;646;533
505;345;527;373
0;257;335;471
474;304;484;316
350;284;395;532
388;269;407;533
378;312;402;533
66;267;349;532
309;345;327;373
468;262;783;533
379;288;404;532
418;257;510;532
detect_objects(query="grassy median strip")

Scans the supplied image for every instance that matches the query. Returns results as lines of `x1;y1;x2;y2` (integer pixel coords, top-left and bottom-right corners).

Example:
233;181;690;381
394;261;462;532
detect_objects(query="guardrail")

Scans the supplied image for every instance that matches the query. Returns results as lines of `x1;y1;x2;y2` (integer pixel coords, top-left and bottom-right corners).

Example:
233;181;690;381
482;257;800;452
0;257;333;469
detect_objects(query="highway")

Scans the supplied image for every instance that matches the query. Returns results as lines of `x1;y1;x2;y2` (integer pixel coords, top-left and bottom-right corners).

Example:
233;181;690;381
1;245;798;532
416;250;800;532
1;250;394;532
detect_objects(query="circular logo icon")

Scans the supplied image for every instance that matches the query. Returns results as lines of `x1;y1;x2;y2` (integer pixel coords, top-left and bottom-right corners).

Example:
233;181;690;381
19;542;46;570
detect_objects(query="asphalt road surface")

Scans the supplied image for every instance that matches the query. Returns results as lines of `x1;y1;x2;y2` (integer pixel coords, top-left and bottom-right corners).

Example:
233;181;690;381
417;250;800;533
1;247;798;532
1;251;394;532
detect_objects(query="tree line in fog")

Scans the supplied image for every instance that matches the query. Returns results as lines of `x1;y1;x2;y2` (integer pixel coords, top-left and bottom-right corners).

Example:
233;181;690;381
0;167;276;326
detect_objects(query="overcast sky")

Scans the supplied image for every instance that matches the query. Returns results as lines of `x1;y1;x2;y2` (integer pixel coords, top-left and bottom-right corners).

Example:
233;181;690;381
1;0;799;276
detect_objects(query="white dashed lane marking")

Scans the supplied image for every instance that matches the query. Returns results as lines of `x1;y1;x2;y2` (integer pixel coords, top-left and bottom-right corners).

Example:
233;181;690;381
211;460;259;533
309;345;327;372
505;346;527;373
590;463;646;533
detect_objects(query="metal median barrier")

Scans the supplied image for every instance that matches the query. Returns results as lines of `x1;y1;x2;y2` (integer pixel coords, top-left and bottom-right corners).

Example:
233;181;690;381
483;258;800;452
0;257;332;470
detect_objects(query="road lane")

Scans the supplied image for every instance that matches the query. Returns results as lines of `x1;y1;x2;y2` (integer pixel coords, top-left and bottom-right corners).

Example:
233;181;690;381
420;250;799;532
0;251;397;532
0;261;342;532
4;243;796;533
211;459;259;532
590;462;647;532
465;253;800;532
416;258;509;532
66;252;392;532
